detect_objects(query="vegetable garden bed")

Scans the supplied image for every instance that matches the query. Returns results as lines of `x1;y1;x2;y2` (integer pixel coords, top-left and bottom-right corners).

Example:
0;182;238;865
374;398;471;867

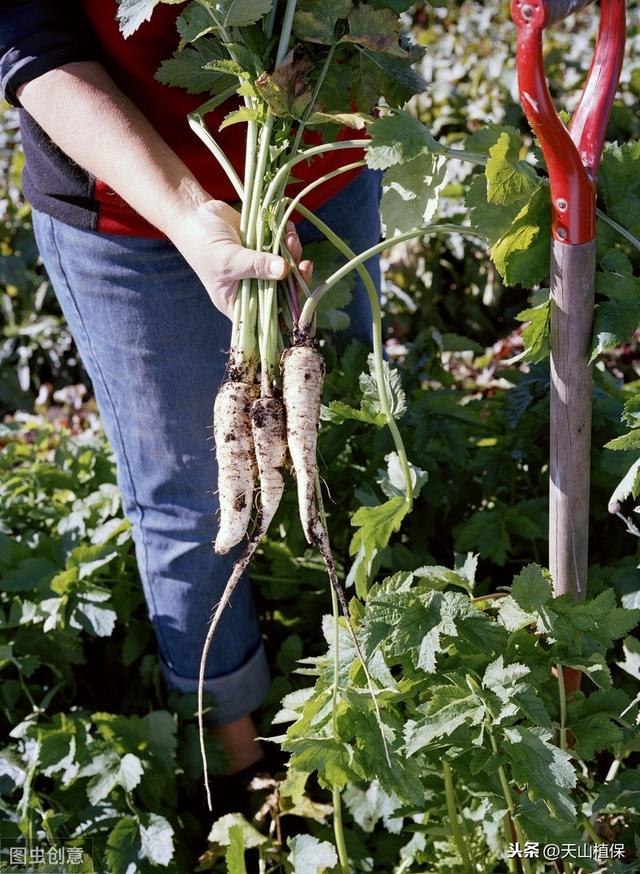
1;1;640;872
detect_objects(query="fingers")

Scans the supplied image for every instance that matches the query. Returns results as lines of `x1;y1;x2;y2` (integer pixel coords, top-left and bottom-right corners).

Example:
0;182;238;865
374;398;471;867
298;259;313;288
223;244;288;282
285;221;302;263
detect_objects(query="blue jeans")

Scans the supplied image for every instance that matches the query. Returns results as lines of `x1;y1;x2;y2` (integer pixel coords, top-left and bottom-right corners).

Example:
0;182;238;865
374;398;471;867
32;168;381;725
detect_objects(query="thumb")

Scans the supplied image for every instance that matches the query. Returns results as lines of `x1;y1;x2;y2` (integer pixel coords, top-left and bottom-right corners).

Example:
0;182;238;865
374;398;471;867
223;244;288;281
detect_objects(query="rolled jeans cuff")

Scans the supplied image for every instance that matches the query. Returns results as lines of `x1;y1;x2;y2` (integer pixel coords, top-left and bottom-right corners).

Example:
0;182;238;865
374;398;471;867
158;641;271;726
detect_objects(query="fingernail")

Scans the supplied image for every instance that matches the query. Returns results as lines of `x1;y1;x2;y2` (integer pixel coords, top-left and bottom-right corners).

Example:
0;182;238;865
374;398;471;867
270;258;285;278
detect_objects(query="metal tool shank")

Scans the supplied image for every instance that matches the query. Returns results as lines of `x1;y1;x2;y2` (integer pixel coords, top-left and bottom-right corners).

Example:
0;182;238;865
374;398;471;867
545;0;597;25
549;239;596;600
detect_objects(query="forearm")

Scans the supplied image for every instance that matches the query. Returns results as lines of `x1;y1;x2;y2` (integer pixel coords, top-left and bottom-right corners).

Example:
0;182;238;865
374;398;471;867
17;61;209;239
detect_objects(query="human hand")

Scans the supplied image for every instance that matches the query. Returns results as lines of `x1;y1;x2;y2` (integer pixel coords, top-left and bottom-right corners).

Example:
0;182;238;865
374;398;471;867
170;199;310;319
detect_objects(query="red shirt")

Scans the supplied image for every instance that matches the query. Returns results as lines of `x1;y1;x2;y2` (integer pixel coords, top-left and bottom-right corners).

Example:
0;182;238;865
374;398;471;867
82;1;364;236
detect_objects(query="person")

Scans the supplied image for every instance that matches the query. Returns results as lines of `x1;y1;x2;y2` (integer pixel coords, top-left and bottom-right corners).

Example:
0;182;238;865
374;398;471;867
0;0;381;803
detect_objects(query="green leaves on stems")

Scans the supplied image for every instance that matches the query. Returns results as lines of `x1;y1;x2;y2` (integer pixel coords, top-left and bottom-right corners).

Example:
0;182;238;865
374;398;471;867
464;125;551;289
293;0;353;43
366;111;441;170
341;6;407;57
485;131;537;207
287;834;338;874
116;0;177;38
502;726;576;820
514;289;550;364
106;813;174;873
490;187;551;288
156;38;236;94
325;354;405;426
590;263;640;362
599;141;640;241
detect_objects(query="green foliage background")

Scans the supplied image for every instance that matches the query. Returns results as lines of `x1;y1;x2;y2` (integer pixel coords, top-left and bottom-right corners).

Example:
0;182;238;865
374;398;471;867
1;2;640;872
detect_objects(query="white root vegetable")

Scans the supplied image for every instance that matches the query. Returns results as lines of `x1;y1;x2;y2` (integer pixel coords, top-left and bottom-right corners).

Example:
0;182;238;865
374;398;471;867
213;380;258;554
198;536;258;812
200;394;286;809
251;396;287;536
281;344;325;543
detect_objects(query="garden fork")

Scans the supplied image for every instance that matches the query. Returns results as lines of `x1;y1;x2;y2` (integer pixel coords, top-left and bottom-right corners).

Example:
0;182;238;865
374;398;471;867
512;0;626;602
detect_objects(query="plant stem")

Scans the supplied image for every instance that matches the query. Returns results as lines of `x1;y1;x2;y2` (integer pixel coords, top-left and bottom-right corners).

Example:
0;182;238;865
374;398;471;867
241;120;258;239
320;480;350;874
582;816;601;844
288;43;338;169
272;161;367;253
596;208;640;252
275;0;298;65
442;146;488;167
332;784;350;874
187;115;244;199
488;730;533;874
299;223;484;329
190;85;239;120
443;761;474;873
556;663;568;752
261;139;370;216
295;202;414;507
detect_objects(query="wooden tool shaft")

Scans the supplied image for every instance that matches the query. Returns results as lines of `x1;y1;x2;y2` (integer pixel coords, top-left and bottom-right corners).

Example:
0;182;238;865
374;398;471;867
549;239;596;600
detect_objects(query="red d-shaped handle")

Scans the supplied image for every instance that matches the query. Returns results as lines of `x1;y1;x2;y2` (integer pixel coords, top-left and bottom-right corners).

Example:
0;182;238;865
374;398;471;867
512;0;626;244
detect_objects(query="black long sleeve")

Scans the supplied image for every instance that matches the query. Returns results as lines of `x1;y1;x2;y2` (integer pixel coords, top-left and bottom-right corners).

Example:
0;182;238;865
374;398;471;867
0;0;99;106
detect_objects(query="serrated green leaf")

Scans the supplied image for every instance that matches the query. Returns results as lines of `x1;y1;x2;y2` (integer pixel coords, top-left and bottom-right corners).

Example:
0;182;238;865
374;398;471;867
366;111;441;170
514;797;580;846
404;683;486;754
156;38;235;95
349;46;427;111
207;0;273;28
590;270;640;361
454;509;510;566
116;0;179;38
380;152;447;236
501;725;576;820
486;131;537;206
605;430;640;451
285;737;363;789
377;451;427;500
360;354;406;419
287;834;338;874
81;751;143;805
350;496;409;558
465;175;525;247
322;399;385;426
593;770;640;814
342;6;405;57
177;2;217;44
599;141;640;239
139;813;174;866
225;825;247;874
618;636;640;680
466;123;523;156
293;0;353;43
511;564;553;613
491;185;550;288
515;294;550;363
482;656;530;692
106;817;140;874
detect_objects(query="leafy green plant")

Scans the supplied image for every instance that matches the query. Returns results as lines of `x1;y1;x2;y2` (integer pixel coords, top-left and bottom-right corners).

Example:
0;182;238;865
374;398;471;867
3;1;640;871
